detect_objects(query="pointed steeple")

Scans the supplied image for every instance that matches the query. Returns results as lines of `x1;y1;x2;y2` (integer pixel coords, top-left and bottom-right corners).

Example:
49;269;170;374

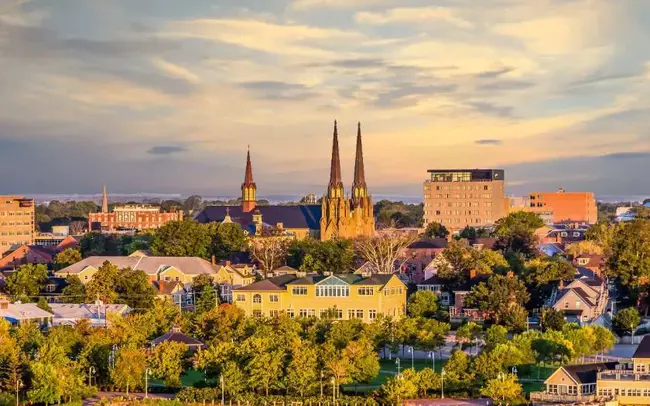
101;185;109;213
327;120;344;199
241;146;257;212
352;122;368;205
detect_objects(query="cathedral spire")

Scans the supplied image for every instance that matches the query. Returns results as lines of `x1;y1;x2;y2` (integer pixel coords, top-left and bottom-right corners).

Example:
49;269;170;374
101;185;109;213
241;146;257;212
352;122;368;205
327;120;344;198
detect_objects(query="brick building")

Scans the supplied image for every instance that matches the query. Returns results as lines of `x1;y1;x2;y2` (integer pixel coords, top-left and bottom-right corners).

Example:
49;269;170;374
0;196;35;254
527;189;598;224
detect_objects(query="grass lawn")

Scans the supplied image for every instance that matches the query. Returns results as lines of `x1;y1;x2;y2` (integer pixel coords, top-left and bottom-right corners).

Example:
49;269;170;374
150;369;208;387
521;381;544;395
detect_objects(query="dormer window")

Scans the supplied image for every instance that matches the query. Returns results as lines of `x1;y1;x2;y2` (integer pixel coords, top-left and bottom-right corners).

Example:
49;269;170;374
577;258;589;266
560;232;568;237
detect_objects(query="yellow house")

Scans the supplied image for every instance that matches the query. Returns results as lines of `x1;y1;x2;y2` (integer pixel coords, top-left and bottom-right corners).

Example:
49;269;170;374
233;273;406;322
597;336;650;404
213;263;255;303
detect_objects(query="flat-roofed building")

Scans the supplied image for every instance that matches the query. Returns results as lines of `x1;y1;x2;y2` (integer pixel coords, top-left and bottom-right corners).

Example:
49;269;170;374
0;196;35;254
423;169;506;231
527;189;598;224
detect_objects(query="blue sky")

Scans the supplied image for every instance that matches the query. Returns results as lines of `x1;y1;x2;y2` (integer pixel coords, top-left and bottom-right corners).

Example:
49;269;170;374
1;0;650;198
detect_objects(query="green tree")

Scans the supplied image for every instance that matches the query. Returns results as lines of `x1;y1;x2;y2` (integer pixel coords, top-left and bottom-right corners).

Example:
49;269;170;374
378;372;418;405
36;297;52;313
5;263;48;301
456;322;482;354
85;261;120;303
443;350;474;388
210;222;248;260
613;307;641;335
111;347;147;394
195;284;218;314
423;222;449;239
484;325;508;351
79;232;121;257
480;374;522;405
464;274;530;330
61;276;86;304
151;220;213;258
286;339;319;397
287;239;355;274
149;341;187;387
585;221;618;251
415;368;441;397
346;337;380;387
116;268;156;310
53;248;82;270
459;226;490;239
406;291;439;318
540;308;566;332
524;257;576;286
607;220;650;288
474;350;505;381
221;361;247;398
591;325;616;358
493;212;544;257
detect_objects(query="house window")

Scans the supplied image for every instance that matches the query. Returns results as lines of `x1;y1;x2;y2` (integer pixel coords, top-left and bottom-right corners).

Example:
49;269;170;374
316;285;349;297
269;295;279;302
358;287;374;296
577;258;589;266
252;310;262;318
269;310;279;318
236;294;245;302
573;232;580;237
287;309;294;318
46;284;56;293
560;232;568;237
356;310;363;319
164;276;170;282
175;277;180;282
564;302;569;308
299;309;308;318
369;310;377;319
253;294;262;303
292;287;308;296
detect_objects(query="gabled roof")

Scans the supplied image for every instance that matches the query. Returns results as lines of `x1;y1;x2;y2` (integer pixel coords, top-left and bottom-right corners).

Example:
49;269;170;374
408;239;448;249
195;205;322;230
633;335;650;359
235;275;296;291
152;329;205;348
555;287;597;308
0;302;54;322
49;303;130;319
235;273;398;291
468;238;498;250
557;363;617;384
152;280;185;295
57;256;220;276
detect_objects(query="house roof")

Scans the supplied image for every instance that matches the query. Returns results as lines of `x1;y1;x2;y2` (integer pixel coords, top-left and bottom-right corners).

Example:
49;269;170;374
555;286;597;308
408;239;448;249
559;363;618;384
49;303;130;319
41;277;68;295
151;329;205;348
0;244;55;269
152;280;185;295
633;335;650;359
468;238;498;250
235;275;296;291
57;256;220;276
0;302;54;323
235;273;397;291
195;205;322;230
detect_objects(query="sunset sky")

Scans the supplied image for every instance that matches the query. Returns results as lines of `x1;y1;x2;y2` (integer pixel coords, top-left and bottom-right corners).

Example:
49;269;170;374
1;0;650;198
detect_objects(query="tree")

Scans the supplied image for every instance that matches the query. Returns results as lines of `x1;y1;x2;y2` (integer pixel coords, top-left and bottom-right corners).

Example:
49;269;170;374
5;263;48;301
286;339;319;397
195;284;218;314
345;337;380;387
591;325;616;358
524;257;576;286
585;221;618;252
414;318;450;352
480;374;522;405
474;350;505;381
61;276;86;304
210;222;248;261
116;268;156;310
149;341;187;387
111;347;147;394
565;240;604;257
355;233;418;274
183;195;203;214
151;220;213;258
54;248;82;270
607;220;650;288
36;297;52;313
613;307;641;335
248;236;290;275
540;308;566;332
287;239;355;274
415;368;441;397
456;322;482;354
79;232;121;257
85;261;120;303
221;361;247;398
443;350;473;385
378;373;418;405
458;226;490;239
464;274;530;330
493;212;544;257
484;325;508;351
423;222;449;239
407;291;439;318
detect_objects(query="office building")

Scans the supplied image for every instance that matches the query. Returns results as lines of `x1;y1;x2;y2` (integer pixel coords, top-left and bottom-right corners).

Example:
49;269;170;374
0;196;35;254
423;169;506;230
527;189;598;224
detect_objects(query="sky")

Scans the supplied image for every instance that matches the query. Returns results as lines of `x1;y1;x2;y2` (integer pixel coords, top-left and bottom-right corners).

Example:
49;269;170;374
1;0;650;198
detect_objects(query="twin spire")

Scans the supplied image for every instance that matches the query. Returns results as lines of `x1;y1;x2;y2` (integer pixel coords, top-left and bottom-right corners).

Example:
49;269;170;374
327;120;368;202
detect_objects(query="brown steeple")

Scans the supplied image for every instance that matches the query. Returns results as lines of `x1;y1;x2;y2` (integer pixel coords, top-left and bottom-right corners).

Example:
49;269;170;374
101;185;109;213
327;120;344;198
241;146;257;212
352;122;367;187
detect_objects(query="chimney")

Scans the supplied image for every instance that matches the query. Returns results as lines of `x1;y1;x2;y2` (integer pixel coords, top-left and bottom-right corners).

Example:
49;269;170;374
211;255;216;265
469;269;477;280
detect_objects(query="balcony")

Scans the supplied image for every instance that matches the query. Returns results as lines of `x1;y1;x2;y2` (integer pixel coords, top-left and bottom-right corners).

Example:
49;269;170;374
529;392;597;403
598;370;650;381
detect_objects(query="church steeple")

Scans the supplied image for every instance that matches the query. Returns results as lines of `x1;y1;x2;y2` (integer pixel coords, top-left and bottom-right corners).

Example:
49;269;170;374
327;120;344;199
241;146;257;212
351;122;368;205
101;185;109;213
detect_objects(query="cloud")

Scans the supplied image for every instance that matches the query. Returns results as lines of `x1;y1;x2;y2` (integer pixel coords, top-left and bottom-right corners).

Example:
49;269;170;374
147;146;188;155
152;58;200;84
355;7;474;29
239;80;317;100
601;152;650;160
475;139;503;146
291;0;390;9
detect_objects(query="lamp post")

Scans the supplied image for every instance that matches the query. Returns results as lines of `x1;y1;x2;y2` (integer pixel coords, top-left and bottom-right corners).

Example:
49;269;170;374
15;379;22;406
512;366;518;376
144;368;151;399
407;346;414;370
320;371;324;398
220;375;225;405
395;358;401;376
331;377;336;403
441;368;445;399
428;351;435;371
88;366;96;387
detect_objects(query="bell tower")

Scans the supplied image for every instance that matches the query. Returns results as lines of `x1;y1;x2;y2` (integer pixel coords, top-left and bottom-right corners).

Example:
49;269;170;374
351;122;368;207
241;147;257;213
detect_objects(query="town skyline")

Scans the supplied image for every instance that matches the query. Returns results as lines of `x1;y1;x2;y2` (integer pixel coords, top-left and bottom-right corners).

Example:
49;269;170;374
2;0;650;195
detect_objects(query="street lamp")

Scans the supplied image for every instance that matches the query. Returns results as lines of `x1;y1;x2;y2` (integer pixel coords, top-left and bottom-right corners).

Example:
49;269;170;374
15;379;22;406
406;346;414;370
331;377;336;403
428;351;435;371
220;375;225;405
441;368;445;399
144;368;151;399
88;366;96;387
320;371;324;398
395;358;401;376
512;366;518;376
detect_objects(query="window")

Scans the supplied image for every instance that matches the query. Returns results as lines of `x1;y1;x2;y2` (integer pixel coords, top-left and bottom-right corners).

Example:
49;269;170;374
560;232;568;237
252;310;262;318
236;294;246;302
46;284;56;293
577;258;589;265
287;309;295;318
299;309;308;318
356;310;363;319
369;310;377;319
253;294;262;303
573;232;581;237
269;294;279;302
358;287;374;296
269;310;279;318
316;285;350;297
292;287;308;295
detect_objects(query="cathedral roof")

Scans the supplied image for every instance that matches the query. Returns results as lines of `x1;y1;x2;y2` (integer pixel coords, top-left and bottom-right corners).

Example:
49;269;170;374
195;205;323;230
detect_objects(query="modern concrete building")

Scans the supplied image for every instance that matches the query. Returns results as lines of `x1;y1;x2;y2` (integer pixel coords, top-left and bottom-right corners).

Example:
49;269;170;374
423;169;507;230
527;189;598;224
0;196;35;254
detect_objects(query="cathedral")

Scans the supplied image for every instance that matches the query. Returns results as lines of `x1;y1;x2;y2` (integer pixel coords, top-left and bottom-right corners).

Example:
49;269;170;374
195;121;375;240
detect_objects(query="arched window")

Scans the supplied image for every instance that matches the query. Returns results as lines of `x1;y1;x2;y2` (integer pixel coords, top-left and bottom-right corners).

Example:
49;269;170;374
253;294;262;304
